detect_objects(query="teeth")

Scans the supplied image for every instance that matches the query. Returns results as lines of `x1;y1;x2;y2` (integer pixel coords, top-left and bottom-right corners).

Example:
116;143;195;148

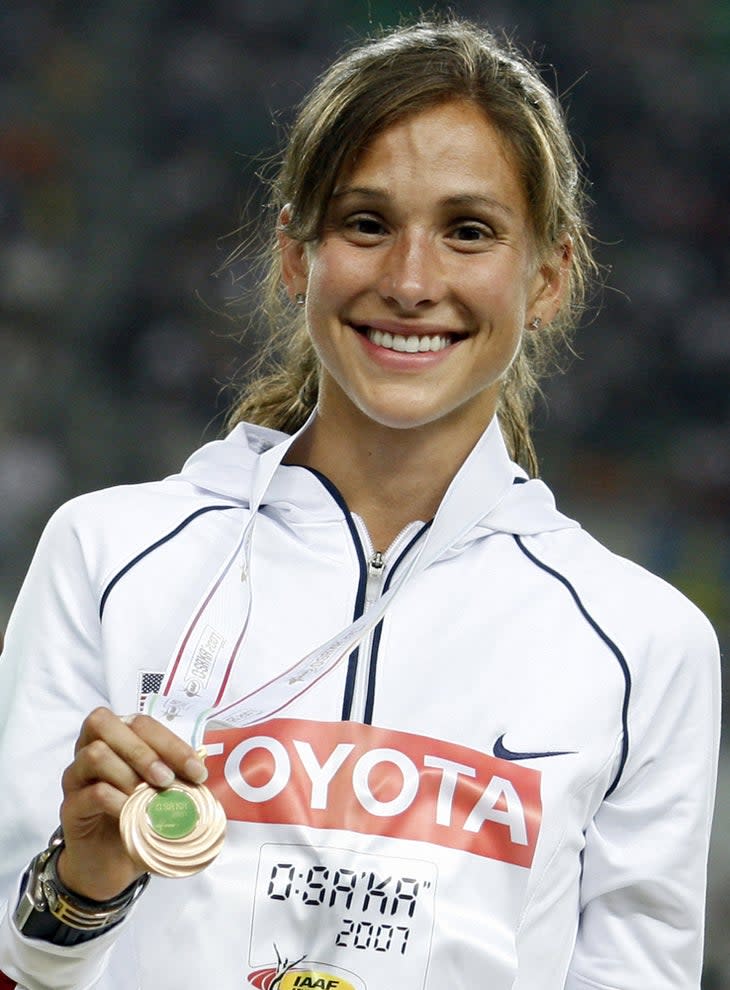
367;329;451;353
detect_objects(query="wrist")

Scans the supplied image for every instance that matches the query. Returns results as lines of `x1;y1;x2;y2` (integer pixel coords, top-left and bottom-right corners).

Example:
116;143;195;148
13;827;149;946
57;846;144;903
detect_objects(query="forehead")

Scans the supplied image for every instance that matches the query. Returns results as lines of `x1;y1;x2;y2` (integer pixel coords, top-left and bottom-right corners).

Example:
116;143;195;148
335;100;527;213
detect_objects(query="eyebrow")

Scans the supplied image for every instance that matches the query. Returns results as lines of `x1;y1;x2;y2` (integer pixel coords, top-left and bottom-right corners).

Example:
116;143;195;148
331;185;515;217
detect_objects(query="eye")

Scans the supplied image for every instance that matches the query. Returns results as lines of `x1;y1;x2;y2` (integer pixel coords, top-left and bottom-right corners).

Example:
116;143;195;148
343;213;388;241
449;220;495;245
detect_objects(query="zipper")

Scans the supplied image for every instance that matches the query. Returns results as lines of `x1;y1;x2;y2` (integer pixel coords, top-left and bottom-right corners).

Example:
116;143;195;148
348;518;425;721
297;464;430;724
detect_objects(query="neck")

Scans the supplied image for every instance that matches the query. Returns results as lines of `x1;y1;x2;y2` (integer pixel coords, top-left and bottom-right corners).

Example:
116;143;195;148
286;408;491;550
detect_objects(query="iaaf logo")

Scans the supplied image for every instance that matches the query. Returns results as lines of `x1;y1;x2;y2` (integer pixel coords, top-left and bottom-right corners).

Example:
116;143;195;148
248;954;363;990
249;968;360;990
204;719;541;867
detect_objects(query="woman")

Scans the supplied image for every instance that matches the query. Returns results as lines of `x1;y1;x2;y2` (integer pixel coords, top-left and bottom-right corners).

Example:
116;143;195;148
0;19;719;990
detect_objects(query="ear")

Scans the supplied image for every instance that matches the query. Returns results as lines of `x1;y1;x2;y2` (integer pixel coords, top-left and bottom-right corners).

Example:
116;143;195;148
527;235;573;328
278;205;309;302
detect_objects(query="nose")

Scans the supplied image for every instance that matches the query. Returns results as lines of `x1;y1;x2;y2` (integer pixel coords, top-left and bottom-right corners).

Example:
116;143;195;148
377;229;446;311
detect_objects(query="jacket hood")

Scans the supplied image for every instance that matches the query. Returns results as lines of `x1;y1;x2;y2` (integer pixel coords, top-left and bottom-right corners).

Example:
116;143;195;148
177;422;288;502
174;419;579;543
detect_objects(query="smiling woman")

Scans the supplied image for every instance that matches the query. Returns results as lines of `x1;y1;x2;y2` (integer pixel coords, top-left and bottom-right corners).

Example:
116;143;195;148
309;112;555;426
231;23;593;482
0;16;720;990
276;99;568;542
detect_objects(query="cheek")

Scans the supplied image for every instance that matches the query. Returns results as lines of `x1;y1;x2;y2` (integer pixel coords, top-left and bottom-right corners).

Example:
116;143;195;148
490;276;533;332
307;236;375;300
302;266;348;365
454;253;532;310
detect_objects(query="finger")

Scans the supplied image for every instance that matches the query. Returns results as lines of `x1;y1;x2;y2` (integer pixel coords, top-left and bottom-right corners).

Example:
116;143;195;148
75;707;207;786
74;708;179;788
123;713;208;784
63;738;144;798
62;776;130;824
75;706;131;753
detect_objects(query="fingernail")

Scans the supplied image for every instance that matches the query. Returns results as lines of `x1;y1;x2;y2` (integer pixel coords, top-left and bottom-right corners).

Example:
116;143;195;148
185;756;208;784
150;761;175;788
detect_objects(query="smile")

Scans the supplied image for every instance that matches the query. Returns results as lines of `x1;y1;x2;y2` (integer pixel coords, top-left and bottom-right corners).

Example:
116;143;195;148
362;328;455;353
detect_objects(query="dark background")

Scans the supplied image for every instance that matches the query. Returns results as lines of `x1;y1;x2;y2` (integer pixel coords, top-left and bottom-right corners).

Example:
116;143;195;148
0;1;728;982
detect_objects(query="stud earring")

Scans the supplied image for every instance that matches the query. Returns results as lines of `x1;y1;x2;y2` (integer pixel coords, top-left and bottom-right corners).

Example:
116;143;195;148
528;316;543;331
295;292;306;306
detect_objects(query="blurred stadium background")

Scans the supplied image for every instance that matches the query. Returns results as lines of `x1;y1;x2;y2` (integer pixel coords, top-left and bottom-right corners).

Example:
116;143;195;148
0;1;727;983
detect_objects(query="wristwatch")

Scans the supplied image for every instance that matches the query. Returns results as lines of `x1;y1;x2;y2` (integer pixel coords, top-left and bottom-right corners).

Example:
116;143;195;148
13;827;149;946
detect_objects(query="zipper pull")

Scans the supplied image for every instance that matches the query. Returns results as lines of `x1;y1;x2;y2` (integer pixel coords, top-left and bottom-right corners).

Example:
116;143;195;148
365;551;386;606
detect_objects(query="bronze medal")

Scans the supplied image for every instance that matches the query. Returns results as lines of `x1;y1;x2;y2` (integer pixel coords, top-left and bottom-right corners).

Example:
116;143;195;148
119;780;226;878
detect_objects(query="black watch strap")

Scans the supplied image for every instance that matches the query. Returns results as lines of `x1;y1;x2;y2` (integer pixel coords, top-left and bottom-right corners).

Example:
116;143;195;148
13;828;149;946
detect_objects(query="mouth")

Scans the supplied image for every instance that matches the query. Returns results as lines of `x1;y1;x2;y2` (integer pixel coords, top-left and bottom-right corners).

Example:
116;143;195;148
351;324;466;354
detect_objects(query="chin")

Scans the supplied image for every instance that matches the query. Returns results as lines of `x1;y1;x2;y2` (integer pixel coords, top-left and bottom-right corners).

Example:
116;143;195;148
351;398;441;432
352;390;498;436
354;405;466;435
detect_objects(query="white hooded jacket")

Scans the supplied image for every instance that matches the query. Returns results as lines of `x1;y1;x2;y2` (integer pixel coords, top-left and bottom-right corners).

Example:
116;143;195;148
0;419;720;990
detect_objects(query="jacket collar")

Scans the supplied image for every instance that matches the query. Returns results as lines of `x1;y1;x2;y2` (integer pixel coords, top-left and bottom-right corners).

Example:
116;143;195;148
176;417;578;542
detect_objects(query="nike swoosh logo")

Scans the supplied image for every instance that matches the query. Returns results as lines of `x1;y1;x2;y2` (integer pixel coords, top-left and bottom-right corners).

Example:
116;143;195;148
493;734;577;761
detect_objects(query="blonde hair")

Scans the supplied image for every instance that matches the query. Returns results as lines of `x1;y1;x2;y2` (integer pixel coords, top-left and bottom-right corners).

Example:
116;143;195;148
227;18;597;474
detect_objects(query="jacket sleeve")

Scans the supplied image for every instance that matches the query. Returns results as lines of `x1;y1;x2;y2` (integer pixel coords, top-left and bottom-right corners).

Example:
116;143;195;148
565;601;721;990
0;499;126;989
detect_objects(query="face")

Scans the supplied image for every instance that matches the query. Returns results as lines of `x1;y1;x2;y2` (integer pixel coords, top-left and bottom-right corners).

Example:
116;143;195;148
281;99;564;442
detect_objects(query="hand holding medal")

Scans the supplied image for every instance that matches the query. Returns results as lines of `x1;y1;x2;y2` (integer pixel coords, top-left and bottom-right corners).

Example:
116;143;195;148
119;749;226;878
56;706;224;904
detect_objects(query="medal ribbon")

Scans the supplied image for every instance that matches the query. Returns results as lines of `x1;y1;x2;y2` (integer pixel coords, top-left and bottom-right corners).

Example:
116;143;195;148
146;418;513;749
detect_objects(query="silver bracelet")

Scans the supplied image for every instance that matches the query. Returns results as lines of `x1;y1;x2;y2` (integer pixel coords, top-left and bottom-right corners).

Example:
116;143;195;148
14;827;149;944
